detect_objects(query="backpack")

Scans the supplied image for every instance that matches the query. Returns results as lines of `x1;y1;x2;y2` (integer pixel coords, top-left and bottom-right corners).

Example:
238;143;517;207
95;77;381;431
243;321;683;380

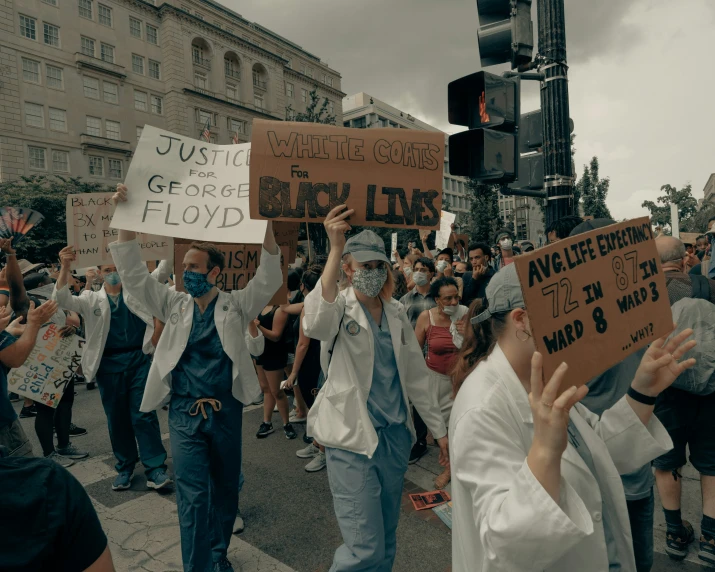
691;274;710;300
669;298;715;395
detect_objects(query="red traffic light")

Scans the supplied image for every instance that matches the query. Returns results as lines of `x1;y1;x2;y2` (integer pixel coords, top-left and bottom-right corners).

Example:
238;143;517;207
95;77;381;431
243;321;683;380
448;72;517;131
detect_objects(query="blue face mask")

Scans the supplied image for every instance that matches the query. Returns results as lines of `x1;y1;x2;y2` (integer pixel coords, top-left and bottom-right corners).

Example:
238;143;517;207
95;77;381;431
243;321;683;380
183;270;213;298
104;271;121;286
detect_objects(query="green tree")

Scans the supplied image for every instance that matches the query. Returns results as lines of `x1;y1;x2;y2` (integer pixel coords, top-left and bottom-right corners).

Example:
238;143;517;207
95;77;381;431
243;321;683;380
682;202;715;234
465;179;502;243
286;88;337;257
641;184;698;231
577;157;612;219
0;175;113;262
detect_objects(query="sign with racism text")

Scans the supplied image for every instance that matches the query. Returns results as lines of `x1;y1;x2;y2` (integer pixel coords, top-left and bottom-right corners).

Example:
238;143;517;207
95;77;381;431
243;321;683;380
8;325;84;408
173;243;291;307
111;125;267;242
513;217;673;391
67;193;173;269
249;120;445;229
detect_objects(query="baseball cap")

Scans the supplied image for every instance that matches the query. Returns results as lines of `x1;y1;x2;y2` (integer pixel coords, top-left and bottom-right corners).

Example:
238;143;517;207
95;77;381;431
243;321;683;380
473;264;525;324
568;218;616;237
494;228;514;244
343;230;390;264
437;247;454;261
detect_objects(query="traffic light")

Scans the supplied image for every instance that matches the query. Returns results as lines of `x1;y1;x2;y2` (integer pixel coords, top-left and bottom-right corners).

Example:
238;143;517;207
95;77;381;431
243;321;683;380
447;71;519;183
476;0;534;69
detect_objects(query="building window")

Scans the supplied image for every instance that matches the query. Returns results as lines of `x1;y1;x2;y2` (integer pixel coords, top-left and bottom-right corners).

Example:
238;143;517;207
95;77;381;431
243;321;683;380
226;84;238;101
109;158;123;179
254;95;263;109
194;71;207;90
329;102;334;115
228;118;244;134
307;68;314;79
86;116;101;136
98;4;112;26
19;15;36;39
29;147;46;170
224;58;240;79
285;82;294;98
52;150;69;172
148;60;160;79
89;156;103;176
80;36;95;56
82;76;99;98
25;102;45;128
321;73;326;84
43;0;58;6
43;23;60;46
78;0;92;19
151;95;162;114
146;24;158;44
100;43;115;63
353;117;366;129
129;17;141;38
46;65;63;89
300;88;307;103
132;54;144;74
106;120;120;140
136;126;143;141
197;109;211;125
134;90;147;111
328;77;334;87
285;58;291;69
299;64;306;75
49;107;66;131
103;82;118;103
22;58;41;83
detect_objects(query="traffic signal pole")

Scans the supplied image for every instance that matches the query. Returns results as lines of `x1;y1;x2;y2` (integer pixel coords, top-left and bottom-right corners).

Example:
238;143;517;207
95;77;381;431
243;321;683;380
538;0;575;227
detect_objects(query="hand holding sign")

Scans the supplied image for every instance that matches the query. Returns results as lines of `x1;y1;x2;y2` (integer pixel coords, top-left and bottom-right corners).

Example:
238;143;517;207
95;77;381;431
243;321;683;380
323;204;354;250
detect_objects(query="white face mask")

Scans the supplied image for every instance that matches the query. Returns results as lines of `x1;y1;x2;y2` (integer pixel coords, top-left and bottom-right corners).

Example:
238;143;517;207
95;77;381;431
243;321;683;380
403;266;413;277
499;238;513;250
413;271;430;286
441;305;457;316
436;260;449;273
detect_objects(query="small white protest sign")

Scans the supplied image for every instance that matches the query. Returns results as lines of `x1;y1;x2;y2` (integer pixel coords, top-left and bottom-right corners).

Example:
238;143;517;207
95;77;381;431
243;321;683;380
391;233;397;262
111;125;267;242
436;210;456;250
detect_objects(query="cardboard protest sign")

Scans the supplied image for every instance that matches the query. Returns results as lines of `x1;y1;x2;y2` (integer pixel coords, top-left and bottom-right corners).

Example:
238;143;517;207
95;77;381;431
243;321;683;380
455;234;469;250
249;120;445;229
8;325;84;408
513;217;673;391
67;193;172;269
435;211;456;250
680;232;700;246
111;125;267;242
173;242;290;306
273;221;300;263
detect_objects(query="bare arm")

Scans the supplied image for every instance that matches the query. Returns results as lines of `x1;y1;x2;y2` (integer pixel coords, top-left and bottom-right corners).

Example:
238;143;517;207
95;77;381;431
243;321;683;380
320;205;354;303
419;230;433;260
0;300;59;368
262;220;279;255
0;239;29;318
83;546;115;572
415;310;429;349
258;307;288;342
280;301;304;316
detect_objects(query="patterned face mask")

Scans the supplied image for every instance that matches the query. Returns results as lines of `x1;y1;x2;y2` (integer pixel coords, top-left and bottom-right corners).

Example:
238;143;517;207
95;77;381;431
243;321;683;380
183;270;213;298
104;271;121;286
351;266;388;298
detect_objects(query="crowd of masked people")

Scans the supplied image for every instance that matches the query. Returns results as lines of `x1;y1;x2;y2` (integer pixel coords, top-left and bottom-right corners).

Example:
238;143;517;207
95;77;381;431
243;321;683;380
1;189;714;572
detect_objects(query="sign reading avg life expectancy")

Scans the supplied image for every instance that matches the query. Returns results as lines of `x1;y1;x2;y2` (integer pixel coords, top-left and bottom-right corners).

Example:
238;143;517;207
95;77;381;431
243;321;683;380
513;217;673;392
67;193;173;270
111;125;268;243
248;120;445;229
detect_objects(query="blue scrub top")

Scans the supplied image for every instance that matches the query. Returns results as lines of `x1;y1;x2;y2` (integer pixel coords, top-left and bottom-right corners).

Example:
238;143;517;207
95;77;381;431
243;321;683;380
359;303;407;429
0;332;18;429
172;297;233;402
99;291;148;374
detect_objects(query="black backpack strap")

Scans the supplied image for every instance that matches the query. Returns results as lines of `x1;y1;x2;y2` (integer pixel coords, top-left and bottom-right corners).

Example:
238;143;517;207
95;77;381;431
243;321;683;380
691;274;709;300
326;314;345;368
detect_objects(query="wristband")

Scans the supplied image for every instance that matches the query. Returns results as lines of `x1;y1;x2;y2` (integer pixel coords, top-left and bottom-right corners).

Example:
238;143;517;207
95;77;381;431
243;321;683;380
627;386;657;406
4;253;16;257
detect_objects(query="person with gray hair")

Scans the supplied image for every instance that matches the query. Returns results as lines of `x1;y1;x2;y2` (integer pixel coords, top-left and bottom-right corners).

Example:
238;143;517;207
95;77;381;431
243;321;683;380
656;235;715;305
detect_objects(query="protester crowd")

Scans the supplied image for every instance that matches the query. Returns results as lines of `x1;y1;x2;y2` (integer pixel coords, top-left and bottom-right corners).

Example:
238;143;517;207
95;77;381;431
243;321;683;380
1;188;715;572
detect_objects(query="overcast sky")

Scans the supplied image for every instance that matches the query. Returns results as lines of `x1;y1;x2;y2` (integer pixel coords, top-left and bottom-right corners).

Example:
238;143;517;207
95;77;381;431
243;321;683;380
230;0;715;221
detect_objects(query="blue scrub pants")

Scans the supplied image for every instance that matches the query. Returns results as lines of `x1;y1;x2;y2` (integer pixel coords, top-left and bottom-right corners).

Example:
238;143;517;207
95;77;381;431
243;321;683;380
325;423;412;572
169;395;243;572
96;357;167;476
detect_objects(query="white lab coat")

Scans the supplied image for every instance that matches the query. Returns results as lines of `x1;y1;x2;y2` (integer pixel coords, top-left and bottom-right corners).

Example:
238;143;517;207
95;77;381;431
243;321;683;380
449;345;673;572
303;280;447;459
109;240;282;412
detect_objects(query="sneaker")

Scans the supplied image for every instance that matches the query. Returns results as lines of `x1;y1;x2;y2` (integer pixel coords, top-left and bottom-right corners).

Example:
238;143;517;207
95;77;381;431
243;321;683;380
289;411;307;424
305;451;326;472
284;423;297;440
233;509;245;534
408;441;428;465
74;377;86;385
56;444;89;460
9;392;20;402
86;381;97;390
19;405;37;418
214;557;234;571
252;394;264;406
112;472;133;491
699;534;715;566
256;422;274;438
69;423;88;437
303;433;314;445
147;469;172;490
666;520;695;561
46;451;74;468
296;443;319;459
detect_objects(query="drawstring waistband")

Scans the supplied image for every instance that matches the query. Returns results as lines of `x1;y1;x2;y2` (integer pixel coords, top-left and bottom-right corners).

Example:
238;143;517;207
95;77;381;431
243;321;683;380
189;398;222;419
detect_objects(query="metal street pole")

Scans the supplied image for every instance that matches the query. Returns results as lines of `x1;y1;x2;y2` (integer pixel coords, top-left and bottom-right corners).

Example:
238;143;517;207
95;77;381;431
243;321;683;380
538;0;575;227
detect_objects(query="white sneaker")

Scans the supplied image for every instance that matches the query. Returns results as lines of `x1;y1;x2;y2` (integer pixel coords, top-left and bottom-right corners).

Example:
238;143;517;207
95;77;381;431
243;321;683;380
289;411;307;424
46;451;74;468
233;509;245;534
304;451;326;472
296;443;319;459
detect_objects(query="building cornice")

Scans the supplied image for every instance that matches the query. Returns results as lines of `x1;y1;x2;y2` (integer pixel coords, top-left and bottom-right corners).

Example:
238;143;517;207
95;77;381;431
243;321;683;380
284;69;346;99
183;88;282;120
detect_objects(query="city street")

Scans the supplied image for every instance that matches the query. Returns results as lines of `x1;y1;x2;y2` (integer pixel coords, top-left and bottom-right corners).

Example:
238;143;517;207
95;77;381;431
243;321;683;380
11;383;713;571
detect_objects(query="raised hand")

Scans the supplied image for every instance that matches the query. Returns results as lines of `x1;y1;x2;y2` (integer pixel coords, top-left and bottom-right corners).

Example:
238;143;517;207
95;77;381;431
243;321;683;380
323;204;354;250
59;246;76;269
0;305;11;331
0;237;15;255
631;327;696;397
113;183;128;205
26;300;59;328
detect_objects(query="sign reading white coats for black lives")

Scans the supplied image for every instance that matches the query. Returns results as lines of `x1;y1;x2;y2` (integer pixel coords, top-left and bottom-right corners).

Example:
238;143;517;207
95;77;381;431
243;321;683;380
111;125;267;243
